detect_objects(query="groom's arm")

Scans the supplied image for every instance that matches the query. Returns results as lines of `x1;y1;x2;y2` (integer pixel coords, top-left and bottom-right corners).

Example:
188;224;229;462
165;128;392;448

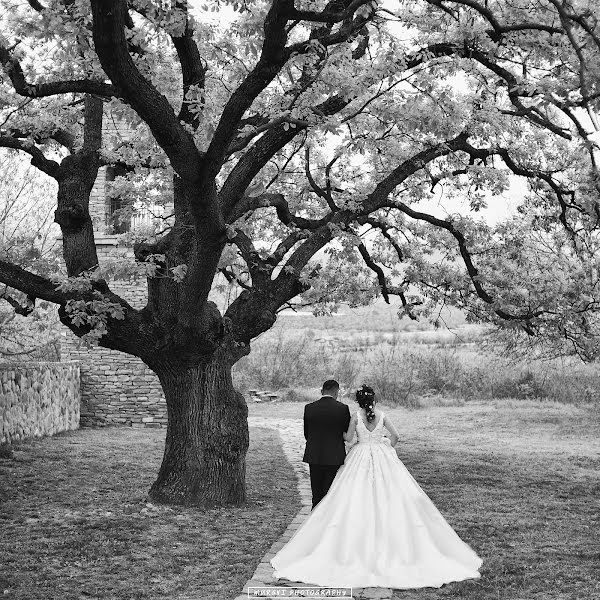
303;405;309;440
343;413;357;442
342;405;354;442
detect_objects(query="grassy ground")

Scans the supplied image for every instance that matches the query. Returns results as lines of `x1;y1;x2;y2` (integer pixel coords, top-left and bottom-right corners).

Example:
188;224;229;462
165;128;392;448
0;426;300;600
249;399;600;600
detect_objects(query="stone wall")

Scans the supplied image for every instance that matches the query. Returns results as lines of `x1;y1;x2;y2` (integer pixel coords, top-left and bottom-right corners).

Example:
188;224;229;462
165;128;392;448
83;353;166;428
0;362;80;444
58;243;169;428
63;335;167;428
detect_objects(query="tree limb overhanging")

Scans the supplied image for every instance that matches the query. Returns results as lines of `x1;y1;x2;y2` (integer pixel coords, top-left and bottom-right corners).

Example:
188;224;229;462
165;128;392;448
0;44;119;99
0;136;59;177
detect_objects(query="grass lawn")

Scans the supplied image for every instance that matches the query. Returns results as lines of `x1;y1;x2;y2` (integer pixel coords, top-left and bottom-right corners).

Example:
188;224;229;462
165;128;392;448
0;426;300;600
2;400;599;600
250;399;600;600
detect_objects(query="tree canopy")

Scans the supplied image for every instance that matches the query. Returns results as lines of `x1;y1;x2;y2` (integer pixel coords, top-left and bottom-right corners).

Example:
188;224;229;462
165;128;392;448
0;0;599;504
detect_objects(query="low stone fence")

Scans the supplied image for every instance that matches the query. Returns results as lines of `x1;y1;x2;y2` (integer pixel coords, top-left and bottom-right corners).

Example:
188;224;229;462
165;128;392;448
0;362;80;444
77;349;167;428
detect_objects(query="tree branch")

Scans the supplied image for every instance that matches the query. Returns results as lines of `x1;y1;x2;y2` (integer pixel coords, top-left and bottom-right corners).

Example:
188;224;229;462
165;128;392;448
220;94;350;215
386;199;542;323
0;136;59;178
170;1;208;129
201;0;374;183
219;41;482;215
0;44;119;99
304;147;339;211
426;0;563;41
90;0;203;181
0;287;35;316
357;217;405;261
289;0;372;24
1;127;76;153
356;241;392;303
26;0;45;12
229;228;272;286
0;261;70;305
228;192;329;229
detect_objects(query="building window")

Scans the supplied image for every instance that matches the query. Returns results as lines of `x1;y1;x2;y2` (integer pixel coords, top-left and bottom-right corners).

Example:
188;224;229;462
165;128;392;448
105;165;130;234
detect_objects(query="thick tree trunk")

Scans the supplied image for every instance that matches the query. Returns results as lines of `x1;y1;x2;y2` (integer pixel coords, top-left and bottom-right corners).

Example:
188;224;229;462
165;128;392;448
149;350;249;507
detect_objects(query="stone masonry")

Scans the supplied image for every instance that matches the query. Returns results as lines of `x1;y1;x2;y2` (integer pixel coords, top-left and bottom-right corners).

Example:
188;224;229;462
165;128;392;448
60;255;168;428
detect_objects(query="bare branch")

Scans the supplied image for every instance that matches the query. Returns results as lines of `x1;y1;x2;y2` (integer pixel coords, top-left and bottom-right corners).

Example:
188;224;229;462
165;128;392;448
304;147;339;211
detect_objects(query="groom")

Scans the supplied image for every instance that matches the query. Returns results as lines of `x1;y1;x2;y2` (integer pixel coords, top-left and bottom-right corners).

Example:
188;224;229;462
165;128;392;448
303;379;351;509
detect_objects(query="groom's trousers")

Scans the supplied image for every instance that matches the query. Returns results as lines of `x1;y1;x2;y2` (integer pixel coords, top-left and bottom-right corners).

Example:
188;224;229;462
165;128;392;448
309;464;340;509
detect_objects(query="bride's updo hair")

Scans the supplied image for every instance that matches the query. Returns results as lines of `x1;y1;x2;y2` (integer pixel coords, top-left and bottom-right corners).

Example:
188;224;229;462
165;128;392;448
356;385;376;422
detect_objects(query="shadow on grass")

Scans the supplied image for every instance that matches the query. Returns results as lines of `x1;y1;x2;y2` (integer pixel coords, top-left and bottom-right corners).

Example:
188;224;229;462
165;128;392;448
0;426;300;600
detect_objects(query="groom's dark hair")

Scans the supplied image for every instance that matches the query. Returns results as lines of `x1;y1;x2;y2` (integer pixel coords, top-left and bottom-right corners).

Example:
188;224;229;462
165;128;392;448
322;379;339;391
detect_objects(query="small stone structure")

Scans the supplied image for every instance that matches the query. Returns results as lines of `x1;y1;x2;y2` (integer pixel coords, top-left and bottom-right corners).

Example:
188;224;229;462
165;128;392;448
247;390;281;402
60;263;168;428
0;362;80;444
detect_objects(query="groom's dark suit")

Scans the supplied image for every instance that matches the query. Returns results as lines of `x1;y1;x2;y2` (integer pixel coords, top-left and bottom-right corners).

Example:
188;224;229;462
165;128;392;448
303;396;351;508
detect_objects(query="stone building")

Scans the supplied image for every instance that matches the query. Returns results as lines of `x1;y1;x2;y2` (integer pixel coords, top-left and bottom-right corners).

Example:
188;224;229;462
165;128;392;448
60;114;170;428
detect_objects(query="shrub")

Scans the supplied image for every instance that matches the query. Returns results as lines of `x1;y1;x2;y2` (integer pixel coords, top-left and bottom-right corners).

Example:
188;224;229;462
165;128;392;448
233;324;600;408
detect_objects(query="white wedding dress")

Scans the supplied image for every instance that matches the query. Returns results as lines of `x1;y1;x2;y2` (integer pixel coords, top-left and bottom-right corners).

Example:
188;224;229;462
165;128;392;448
271;411;482;589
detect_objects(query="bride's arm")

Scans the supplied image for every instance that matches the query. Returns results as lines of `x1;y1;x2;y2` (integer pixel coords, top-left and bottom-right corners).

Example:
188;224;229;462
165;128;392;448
343;413;357;442
383;415;399;446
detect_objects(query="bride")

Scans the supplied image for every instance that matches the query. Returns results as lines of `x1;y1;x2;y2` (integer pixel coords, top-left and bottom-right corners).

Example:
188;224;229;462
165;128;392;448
271;385;483;589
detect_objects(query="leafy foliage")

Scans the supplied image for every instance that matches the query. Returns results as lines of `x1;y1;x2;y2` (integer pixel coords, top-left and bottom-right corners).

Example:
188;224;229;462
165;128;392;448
0;0;599;360
0;151;61;358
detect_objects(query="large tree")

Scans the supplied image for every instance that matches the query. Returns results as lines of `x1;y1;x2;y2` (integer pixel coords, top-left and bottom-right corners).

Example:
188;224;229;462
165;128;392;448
0;0;598;506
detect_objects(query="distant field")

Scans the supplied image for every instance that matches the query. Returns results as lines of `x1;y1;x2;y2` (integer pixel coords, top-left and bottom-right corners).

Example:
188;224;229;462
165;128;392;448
274;298;470;334
234;299;600;407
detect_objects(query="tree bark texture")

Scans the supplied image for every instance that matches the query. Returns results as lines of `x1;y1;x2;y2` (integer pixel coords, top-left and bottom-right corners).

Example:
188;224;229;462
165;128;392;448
149;350;249;507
